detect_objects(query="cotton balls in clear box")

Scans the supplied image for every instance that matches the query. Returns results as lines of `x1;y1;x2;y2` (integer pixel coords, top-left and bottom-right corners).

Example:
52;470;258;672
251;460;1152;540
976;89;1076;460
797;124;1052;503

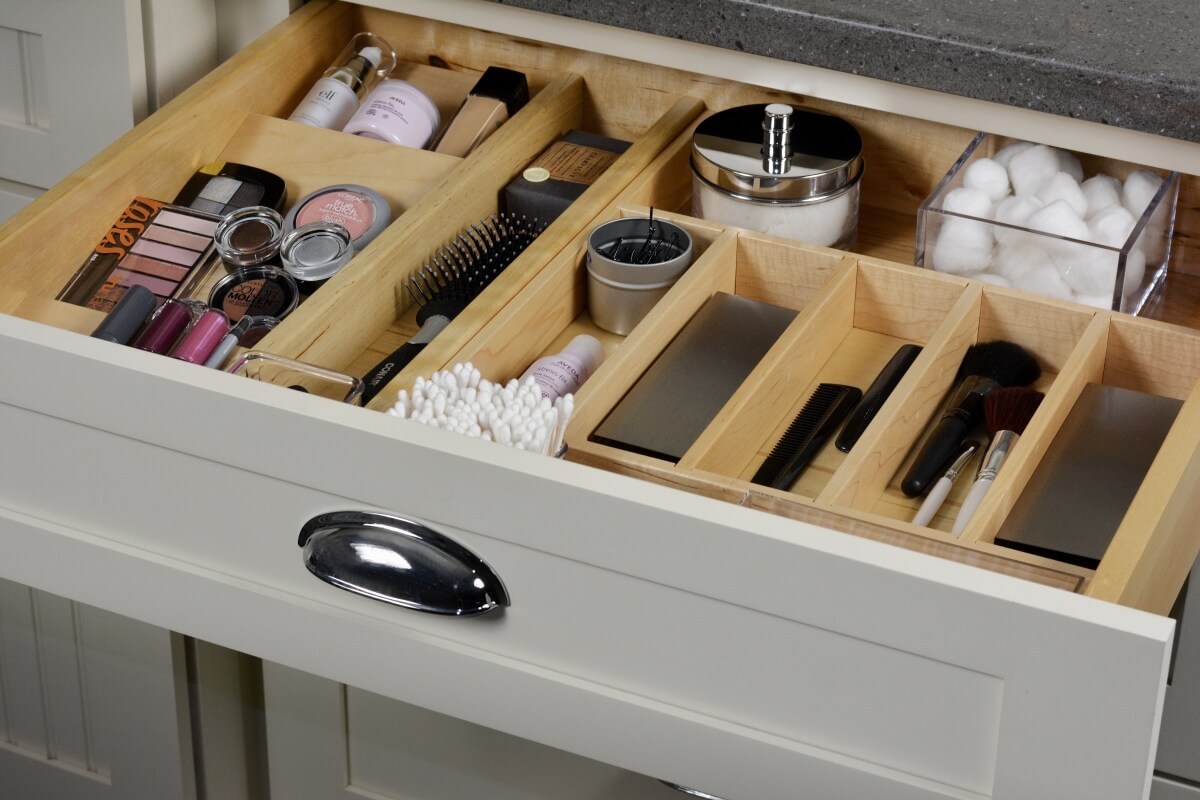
927;141;1164;309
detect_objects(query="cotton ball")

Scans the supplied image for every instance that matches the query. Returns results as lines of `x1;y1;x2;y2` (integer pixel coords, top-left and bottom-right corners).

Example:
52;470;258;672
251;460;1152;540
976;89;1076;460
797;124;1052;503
994;239;1053;284
1024;200;1089;256
1057;245;1117;296
931;217;993;274
1053;148;1084;182
993;141;1035;169
1087;205;1136;247
1075;292;1115;310
1008;144;1060;196
1020;260;1074;301
1081;175;1122;218
975;272;1012;287
1122;170;1163;216
1037;172;1088;217
942;187;994;218
993;194;1044;244
963;158;1010;202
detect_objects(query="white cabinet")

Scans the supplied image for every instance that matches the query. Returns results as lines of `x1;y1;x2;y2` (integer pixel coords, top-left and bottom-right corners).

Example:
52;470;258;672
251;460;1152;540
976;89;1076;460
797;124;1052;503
0;1;1197;798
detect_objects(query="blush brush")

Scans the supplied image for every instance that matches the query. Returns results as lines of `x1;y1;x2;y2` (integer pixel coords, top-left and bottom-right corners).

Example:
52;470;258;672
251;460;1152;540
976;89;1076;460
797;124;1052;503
950;386;1044;537
900;340;1041;497
361;213;543;403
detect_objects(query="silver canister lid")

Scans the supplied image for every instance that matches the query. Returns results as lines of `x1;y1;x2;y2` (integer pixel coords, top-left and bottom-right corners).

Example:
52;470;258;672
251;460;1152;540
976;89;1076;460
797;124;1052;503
280;221;354;283
690;103;864;204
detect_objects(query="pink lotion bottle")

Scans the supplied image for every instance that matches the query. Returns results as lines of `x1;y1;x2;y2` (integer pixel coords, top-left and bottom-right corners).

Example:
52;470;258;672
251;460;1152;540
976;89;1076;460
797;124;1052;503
520;334;605;401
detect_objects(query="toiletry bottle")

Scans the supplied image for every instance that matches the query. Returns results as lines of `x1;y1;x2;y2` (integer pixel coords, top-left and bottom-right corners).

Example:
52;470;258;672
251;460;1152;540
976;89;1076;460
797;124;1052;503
342;79;441;148
289;44;385;130
520;334;605;401
433;67;529;157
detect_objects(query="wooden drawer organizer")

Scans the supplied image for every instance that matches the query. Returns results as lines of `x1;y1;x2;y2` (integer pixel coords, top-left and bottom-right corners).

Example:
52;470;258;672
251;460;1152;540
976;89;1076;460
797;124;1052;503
2;0;1200;617
434;192;1200;617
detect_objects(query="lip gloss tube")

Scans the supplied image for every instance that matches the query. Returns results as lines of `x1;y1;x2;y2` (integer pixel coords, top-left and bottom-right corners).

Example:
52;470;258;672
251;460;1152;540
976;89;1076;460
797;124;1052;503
134;299;191;355
172;308;231;364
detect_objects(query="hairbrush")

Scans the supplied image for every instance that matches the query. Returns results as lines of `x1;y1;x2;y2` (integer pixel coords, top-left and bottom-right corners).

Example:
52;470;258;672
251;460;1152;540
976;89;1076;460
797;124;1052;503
950;387;1044;536
751;383;862;490
361;213;544;403
900;340;1040;497
836;343;922;452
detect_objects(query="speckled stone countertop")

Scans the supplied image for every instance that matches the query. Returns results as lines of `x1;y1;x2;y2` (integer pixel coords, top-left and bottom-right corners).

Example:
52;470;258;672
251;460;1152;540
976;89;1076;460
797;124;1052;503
485;0;1200;144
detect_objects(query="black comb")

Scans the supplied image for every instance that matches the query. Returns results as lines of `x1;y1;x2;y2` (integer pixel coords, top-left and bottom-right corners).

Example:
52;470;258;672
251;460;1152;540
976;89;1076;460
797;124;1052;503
751;383;862;490
361;213;544;403
835;343;922;452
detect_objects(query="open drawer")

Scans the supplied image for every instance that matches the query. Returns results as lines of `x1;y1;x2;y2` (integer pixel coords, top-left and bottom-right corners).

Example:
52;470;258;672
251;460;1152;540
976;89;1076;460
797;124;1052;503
0;2;1194;799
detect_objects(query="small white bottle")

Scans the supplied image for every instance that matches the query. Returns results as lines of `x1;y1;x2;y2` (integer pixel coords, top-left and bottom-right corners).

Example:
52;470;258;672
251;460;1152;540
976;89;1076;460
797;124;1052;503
289;46;383;130
520;334;606;401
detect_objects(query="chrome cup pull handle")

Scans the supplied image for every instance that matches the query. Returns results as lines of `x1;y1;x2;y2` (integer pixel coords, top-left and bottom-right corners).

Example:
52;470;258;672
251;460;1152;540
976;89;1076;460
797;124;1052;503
298;511;510;616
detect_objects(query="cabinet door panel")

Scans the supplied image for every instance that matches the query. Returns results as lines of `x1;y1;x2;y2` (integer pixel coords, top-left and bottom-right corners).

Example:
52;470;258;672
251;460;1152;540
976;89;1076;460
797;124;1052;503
0;577;194;799
0;314;1175;800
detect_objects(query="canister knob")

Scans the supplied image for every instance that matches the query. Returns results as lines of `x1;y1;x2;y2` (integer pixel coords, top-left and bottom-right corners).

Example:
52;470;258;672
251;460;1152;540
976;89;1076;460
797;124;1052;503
762;103;794;174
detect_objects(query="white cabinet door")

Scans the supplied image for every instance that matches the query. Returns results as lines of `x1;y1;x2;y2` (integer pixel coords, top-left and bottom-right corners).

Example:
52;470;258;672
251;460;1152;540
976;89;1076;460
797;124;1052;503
0;1;146;190
0;578;195;800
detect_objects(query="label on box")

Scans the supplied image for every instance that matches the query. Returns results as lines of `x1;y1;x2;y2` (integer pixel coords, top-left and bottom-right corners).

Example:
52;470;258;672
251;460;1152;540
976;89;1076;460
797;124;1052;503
530;142;619;185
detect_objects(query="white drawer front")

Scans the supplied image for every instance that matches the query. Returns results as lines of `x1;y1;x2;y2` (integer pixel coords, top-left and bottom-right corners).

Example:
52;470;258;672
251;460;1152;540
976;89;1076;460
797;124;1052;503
0;315;1174;800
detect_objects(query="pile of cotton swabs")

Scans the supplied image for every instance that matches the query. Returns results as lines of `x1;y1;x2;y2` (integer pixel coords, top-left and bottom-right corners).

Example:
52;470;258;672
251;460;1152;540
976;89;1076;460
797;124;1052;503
386;362;572;456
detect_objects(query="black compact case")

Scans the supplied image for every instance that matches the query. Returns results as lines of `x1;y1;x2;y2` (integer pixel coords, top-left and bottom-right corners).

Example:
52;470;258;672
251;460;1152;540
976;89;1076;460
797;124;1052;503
174;162;287;216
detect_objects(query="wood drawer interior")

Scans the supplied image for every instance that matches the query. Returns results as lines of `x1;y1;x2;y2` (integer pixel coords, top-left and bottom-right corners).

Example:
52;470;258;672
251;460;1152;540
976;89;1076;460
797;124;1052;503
426;195;1200;611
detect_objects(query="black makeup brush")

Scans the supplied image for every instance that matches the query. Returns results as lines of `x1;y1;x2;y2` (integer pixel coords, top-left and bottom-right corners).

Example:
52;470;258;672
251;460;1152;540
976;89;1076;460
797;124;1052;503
900;340;1040;497
360;213;544;403
950;387;1044;536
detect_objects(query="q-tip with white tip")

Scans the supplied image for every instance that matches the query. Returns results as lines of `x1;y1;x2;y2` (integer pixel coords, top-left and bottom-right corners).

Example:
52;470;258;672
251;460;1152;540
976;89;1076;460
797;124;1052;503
387;361;574;456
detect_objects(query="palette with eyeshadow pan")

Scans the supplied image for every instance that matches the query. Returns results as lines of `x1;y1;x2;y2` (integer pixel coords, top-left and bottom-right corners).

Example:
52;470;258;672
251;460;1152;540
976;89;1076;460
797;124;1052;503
56;197;221;312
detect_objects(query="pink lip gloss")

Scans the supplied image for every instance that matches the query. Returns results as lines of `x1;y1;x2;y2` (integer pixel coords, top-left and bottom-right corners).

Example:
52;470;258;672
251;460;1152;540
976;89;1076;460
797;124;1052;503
134;299;191;355
172;308;231;364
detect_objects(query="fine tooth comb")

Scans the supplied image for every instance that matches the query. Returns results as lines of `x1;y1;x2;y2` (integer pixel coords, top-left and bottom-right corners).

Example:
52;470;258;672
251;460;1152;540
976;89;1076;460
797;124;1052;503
751;383;862;490
360;213;544;403
835;343;922;453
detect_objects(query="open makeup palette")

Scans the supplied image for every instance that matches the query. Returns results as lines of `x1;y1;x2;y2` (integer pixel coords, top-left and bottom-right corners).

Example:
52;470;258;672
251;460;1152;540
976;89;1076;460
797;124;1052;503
2;2;1200;795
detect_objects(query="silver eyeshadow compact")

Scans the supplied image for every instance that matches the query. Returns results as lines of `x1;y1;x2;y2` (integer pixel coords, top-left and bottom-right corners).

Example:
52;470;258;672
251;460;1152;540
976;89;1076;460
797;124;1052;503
279;221;354;293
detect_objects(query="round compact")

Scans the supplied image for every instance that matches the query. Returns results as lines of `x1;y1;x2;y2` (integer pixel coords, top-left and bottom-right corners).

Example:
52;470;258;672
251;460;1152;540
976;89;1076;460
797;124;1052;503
238;315;281;347
279;221;354;293
208;265;299;323
214;205;285;270
284;184;391;250
690;103;864;249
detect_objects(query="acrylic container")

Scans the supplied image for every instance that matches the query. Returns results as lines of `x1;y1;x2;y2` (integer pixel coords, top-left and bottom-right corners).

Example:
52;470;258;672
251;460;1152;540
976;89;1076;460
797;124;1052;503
227;351;365;404
916;132;1180;315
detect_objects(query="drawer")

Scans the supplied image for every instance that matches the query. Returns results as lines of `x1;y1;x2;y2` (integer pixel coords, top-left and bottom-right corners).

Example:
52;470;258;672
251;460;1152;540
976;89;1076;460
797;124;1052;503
0;2;1194;799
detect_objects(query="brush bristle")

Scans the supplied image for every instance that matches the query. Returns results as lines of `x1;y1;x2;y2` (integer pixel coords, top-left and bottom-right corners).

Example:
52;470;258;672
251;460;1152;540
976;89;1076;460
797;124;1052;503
405;213;544;321
983;387;1044;436
960;340;1041;388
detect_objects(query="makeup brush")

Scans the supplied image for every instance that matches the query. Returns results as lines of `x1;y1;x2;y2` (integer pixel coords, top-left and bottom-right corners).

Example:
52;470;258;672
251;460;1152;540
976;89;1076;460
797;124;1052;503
950;387;1044;537
361;213;544;403
910;439;981;527
900;340;1040;497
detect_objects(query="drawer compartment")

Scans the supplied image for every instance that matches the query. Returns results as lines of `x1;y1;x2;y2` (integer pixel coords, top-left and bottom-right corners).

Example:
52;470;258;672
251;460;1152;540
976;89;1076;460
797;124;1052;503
0;0;703;407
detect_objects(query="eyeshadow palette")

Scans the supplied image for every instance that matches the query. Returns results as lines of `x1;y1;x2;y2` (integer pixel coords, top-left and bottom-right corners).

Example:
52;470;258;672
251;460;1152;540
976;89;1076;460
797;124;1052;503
57;197;220;312
174;162;287;216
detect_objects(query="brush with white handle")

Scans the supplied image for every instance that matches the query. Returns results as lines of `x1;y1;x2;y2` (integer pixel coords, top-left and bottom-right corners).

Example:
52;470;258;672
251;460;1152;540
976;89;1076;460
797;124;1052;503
911;440;981;527
951;387;1044;537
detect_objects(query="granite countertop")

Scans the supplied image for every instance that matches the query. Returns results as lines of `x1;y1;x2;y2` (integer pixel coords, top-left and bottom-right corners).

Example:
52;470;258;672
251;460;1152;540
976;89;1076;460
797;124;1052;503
487;0;1200;144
